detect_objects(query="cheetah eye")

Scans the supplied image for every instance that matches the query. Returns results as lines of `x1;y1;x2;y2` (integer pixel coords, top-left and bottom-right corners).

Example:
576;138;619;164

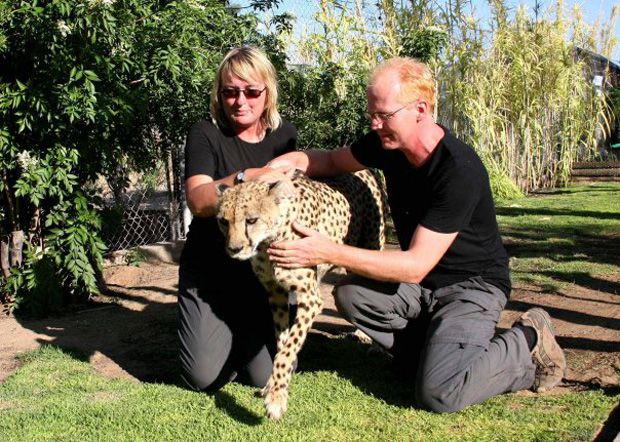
246;217;258;225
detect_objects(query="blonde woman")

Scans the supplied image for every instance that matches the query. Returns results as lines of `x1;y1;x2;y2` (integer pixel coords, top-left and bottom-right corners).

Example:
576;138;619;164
178;46;296;392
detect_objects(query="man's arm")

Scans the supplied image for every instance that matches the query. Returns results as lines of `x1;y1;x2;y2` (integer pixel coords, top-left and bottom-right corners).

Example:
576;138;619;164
267;146;365;178
268;223;458;284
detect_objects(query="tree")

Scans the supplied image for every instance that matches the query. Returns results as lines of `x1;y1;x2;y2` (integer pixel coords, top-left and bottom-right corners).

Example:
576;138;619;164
0;0;262;315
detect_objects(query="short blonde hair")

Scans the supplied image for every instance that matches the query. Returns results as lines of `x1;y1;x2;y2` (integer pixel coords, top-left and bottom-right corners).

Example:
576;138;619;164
210;46;282;131
369;57;436;112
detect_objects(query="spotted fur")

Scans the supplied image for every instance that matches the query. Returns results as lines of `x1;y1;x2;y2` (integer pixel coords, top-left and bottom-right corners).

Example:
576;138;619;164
215;170;386;420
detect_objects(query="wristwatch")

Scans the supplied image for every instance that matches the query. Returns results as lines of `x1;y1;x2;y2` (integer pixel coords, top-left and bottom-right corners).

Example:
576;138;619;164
234;170;246;185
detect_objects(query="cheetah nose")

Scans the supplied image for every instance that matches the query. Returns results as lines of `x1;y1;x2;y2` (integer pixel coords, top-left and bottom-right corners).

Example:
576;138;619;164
227;246;243;255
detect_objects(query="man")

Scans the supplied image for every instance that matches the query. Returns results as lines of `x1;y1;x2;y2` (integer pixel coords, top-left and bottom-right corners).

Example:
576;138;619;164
266;57;566;413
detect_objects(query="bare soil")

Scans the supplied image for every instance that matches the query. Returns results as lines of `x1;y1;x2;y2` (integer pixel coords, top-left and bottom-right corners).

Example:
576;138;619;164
1;260;618;391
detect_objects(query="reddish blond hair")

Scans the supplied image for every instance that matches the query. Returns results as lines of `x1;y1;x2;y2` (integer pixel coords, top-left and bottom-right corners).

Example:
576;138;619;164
369;57;436;112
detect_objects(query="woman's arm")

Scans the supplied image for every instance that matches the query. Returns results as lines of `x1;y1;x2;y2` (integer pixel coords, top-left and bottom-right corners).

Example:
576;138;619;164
185;167;290;218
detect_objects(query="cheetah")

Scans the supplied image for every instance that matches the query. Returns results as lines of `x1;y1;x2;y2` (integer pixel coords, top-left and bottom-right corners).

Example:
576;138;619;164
215;169;386;420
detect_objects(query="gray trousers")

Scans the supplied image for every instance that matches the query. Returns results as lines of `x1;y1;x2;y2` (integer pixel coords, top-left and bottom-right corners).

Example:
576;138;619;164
334;274;536;413
177;266;276;391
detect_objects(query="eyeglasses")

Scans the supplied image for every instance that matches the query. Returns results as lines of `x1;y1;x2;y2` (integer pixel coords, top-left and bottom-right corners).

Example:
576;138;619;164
366;102;413;123
220;87;266;99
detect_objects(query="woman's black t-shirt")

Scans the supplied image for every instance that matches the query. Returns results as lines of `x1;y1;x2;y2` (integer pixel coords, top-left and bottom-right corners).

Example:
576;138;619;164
350;128;511;296
180;119;297;274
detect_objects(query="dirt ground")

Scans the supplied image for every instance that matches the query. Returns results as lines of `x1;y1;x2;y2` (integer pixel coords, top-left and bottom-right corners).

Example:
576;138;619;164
1;259;619;430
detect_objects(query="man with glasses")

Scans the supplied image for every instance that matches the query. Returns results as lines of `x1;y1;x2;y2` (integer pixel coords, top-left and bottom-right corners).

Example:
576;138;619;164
266;57;566;412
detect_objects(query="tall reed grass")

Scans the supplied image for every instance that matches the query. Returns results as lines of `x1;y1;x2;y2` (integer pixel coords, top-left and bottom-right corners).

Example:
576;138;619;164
438;0;617;192
286;0;617;193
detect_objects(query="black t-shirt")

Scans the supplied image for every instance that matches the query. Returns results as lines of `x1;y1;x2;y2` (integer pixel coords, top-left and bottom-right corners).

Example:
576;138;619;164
350;128;511;296
180;119;297;272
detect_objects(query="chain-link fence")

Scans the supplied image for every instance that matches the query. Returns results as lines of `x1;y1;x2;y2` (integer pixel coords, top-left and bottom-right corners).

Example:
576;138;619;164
100;146;186;253
100;190;182;252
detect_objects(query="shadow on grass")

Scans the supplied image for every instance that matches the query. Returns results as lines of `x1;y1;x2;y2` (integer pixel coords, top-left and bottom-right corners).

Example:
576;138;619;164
496;206;620;221
536;271;620;295
214;390;262;426
297;333;416;408
506;300;620;333
530;184;620;196
502;227;618;270
13;285;182;386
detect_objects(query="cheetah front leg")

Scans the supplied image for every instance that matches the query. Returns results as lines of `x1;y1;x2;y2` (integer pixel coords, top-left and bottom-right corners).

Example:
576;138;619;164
260;287;290;399
263;280;323;420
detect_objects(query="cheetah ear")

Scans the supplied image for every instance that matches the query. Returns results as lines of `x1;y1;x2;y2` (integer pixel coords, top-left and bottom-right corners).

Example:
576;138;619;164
216;183;230;197
291;169;305;180
268;180;298;203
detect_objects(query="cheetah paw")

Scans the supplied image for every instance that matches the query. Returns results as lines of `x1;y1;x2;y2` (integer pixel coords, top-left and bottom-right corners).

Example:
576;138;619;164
264;389;288;420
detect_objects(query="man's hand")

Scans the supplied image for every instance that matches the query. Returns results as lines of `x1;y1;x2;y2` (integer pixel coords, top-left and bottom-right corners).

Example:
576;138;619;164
247;166;291;183
267;152;309;176
268;222;335;268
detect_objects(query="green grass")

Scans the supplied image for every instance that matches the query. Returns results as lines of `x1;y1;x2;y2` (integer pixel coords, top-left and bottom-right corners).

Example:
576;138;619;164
1;182;619;441
496;183;620;292
0;345;616;442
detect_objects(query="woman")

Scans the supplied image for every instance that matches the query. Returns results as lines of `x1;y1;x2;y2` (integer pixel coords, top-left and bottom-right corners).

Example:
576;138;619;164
178;46;297;391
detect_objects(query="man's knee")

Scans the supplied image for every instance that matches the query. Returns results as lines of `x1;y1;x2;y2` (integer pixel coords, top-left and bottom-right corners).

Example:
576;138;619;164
415;379;468;414
333;283;361;322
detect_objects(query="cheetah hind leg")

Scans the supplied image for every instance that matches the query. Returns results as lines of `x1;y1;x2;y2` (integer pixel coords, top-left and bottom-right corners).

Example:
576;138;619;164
264;286;323;420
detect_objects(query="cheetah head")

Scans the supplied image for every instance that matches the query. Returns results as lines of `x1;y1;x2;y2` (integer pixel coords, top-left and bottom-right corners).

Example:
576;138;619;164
215;179;297;260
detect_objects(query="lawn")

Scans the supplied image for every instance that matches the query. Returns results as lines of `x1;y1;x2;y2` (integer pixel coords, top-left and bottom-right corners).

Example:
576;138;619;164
1;183;618;441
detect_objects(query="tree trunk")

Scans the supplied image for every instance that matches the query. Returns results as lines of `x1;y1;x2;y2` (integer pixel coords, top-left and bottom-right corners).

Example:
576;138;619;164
9;230;24;268
165;147;179;241
0;237;9;279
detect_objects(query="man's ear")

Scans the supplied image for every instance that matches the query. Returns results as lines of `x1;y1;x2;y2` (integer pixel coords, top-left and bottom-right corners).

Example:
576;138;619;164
268;180;298;203
415;100;430;120
215;183;230;197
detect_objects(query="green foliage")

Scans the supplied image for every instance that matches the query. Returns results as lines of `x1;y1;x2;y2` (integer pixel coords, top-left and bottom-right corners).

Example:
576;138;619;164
281;63;369;149
125;248;146;267
607;86;620;145
281;0;380;150
0;0;263;315
399;27;448;62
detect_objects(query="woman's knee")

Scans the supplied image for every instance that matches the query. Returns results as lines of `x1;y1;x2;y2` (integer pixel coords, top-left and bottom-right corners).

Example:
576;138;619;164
180;356;232;392
181;360;235;392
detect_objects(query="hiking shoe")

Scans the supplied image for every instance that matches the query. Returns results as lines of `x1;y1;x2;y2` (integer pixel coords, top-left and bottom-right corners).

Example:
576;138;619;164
514;308;566;392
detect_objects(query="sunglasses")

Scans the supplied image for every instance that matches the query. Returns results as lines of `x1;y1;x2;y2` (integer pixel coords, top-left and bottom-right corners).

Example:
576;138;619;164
220;87;266;99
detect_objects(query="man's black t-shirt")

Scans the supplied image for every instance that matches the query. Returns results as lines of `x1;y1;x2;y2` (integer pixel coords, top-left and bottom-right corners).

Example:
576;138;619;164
180;119;297;273
350;128;511;296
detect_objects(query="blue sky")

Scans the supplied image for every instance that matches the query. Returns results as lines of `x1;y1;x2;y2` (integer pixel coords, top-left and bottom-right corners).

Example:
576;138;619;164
258;0;619;62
